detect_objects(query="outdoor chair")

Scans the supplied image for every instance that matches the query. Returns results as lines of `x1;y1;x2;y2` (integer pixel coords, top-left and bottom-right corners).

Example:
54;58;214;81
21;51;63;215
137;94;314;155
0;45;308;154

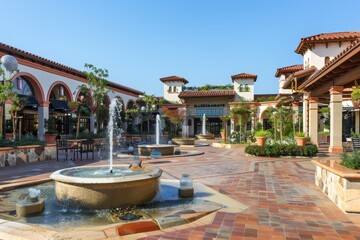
77;139;95;161
56;139;77;161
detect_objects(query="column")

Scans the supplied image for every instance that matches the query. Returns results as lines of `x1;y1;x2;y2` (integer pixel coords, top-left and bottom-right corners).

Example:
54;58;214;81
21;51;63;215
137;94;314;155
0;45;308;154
292;102;299;133
308;97;319;145
90;112;95;133
356;110;359;134
38;106;49;140
302;93;309;134
329;86;344;153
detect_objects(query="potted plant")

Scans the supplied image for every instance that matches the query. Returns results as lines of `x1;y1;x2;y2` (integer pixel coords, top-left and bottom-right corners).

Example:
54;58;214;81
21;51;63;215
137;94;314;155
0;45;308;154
351;82;360;109
220;128;225;139
254;130;268;146
295;132;306;146
230;131;239;143
44;118;57;144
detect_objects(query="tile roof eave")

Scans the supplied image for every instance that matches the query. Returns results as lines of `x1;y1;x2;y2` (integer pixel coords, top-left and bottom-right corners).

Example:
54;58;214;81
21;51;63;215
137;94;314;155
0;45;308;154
0;42;143;96
300;39;360;90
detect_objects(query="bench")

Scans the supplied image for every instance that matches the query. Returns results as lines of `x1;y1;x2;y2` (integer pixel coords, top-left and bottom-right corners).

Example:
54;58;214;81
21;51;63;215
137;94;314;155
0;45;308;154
77;139;95;161
56;139;77;161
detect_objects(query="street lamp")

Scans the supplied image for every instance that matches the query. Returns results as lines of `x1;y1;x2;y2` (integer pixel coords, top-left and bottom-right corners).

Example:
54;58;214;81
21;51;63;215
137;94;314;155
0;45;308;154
0;55;19;138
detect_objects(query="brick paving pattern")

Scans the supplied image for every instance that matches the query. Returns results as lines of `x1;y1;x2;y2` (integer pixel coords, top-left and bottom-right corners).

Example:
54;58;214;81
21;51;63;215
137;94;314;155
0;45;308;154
1;144;360;239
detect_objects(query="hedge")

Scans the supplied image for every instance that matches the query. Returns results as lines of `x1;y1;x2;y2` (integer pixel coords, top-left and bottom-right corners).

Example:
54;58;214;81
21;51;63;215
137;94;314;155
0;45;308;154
244;144;318;157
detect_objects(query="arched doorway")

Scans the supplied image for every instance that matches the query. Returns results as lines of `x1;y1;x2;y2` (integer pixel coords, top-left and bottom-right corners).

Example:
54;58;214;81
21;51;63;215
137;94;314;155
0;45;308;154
48;83;72;134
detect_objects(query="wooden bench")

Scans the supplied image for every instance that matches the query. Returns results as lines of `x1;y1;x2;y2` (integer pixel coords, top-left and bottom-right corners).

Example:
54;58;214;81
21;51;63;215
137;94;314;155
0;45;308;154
77;139;95;161
56;139;77;161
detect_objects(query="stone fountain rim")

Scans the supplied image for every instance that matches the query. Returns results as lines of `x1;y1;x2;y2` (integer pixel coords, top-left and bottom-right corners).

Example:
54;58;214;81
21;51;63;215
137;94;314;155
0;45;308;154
50;164;162;184
137;144;178;148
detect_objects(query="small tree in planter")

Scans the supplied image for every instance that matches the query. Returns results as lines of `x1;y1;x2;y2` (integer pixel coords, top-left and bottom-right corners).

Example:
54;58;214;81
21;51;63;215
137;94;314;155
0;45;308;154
351;82;360;109
44;117;57;144
254;130;268;146
162;107;185;136
295;132;306;146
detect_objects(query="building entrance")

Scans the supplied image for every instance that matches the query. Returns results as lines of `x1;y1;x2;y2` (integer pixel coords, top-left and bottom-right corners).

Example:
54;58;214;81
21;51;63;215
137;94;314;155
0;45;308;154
194;117;222;137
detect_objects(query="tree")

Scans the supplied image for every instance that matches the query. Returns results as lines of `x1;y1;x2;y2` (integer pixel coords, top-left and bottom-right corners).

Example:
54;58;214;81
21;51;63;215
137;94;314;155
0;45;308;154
220;115;230;143
162;107;186;135
230;103;253;143
0;59;27;140
138;93;157;133
83;63;109;132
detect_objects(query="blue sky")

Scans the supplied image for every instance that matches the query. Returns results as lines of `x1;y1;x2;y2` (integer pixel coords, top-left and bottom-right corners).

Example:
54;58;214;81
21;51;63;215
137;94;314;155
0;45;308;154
2;0;360;96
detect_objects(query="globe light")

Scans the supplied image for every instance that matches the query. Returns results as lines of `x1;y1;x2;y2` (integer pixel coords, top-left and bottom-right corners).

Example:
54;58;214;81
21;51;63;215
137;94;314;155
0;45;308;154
1;55;19;72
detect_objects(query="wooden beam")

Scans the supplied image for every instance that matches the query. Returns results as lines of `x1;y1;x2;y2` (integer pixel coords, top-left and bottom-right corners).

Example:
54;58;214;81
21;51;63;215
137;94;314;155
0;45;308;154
309;66;360;97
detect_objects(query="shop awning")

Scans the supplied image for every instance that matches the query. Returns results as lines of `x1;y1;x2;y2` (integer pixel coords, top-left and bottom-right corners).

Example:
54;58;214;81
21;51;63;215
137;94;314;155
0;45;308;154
50;99;69;112
19;94;38;108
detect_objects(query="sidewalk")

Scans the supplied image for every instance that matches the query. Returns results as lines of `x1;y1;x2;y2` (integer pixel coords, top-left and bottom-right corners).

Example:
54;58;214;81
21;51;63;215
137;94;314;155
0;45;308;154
0;145;359;239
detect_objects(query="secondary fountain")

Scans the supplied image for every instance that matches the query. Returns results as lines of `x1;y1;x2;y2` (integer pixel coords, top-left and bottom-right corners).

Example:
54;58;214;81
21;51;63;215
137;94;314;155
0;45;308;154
196;114;214;140
138;114;177;156
50;98;162;209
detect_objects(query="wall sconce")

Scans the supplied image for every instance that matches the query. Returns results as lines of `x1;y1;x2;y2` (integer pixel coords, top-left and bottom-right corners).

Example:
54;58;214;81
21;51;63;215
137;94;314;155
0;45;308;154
291;78;309;101
17;77;23;90
59;86;64;96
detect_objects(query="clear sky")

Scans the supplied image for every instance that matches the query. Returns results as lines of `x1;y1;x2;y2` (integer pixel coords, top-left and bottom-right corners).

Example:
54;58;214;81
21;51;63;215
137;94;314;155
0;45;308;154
2;0;360;97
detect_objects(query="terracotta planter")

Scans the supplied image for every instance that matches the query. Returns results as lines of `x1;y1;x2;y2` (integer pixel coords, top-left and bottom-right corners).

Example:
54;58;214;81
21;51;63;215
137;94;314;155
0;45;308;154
255;137;267;147
295;137;306;146
220;132;225;139
44;134;57;144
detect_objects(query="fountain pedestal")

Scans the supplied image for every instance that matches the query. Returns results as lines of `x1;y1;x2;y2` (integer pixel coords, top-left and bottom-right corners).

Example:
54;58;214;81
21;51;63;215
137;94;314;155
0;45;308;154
138;144;177;156
16;198;45;217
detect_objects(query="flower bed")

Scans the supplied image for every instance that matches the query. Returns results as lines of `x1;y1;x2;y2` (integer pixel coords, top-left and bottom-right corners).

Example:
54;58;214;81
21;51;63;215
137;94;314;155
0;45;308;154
244;144;318;157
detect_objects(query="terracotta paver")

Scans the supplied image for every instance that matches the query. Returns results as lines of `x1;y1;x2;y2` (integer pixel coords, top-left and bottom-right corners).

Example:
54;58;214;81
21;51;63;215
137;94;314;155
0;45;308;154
1;142;360;239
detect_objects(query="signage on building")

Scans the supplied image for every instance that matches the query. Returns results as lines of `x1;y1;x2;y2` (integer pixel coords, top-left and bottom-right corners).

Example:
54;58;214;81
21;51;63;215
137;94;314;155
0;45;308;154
194;104;225;108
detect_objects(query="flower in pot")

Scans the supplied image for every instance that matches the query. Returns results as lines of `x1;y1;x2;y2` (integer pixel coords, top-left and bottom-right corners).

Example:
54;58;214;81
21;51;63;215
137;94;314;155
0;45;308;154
295;132;306;146
351;82;360;109
44;118;58;144
254;130;268;146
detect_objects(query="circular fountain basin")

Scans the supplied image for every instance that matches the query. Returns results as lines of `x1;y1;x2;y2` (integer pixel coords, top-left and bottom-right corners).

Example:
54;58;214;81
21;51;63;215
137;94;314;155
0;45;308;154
171;138;195;146
138;144;177;156
50;165;162;209
196;134;214;140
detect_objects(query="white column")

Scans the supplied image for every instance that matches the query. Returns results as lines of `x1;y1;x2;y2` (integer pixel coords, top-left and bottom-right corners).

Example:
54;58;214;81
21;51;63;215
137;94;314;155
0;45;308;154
356;110;360;134
308;97;319;145
302;93;309;134
38;106;49;140
329;86;343;153
90;112;95;133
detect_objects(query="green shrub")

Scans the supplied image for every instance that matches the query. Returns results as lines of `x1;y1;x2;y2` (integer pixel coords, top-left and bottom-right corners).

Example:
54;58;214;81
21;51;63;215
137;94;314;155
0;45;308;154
244;143;318;157
0;135;45;147
340;151;360;170
254;130;268;137
296;132;305;137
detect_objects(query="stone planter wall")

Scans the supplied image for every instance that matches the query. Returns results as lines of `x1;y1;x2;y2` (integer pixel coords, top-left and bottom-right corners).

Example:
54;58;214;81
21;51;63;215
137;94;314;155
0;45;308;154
312;160;360;213
0;145;56;167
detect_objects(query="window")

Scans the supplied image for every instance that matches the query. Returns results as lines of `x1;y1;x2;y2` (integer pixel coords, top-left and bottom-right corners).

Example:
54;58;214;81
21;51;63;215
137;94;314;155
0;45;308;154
239;84;243;92
244;84;250;92
168;86;171;93
173;86;176;92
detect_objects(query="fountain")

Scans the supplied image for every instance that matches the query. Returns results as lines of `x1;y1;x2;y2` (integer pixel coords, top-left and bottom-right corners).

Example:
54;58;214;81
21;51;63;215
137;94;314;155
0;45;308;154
50;98;162;209
16;188;45;217
138;114;177;156
196;114;214;140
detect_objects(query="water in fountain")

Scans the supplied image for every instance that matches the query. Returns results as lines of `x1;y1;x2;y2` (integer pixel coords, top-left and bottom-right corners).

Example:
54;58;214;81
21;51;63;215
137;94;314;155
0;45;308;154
202;113;206;135
156;114;160;145
107;98;122;173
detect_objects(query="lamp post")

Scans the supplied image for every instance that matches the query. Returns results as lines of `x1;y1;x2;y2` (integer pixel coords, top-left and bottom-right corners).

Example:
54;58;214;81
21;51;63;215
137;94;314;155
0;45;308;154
0;55;19;138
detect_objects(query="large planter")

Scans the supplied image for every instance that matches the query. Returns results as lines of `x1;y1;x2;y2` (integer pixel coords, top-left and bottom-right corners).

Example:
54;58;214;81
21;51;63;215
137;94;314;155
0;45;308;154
295;137;306;146
171;138;195;146
220;132;225;139
44;134;57;144
0;145;56;167
255;137;267;147
312;159;360;213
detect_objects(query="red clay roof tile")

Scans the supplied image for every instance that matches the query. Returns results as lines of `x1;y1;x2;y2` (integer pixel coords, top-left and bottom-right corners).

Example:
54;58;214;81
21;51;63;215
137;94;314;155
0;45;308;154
160;76;189;84
0;42;144;95
231;73;257;82
178;90;235;98
275;64;303;77
295;31;360;54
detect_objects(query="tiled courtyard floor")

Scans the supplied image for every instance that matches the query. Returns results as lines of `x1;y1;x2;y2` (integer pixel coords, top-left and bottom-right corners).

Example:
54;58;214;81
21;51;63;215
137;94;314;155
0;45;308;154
1;143;360;239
